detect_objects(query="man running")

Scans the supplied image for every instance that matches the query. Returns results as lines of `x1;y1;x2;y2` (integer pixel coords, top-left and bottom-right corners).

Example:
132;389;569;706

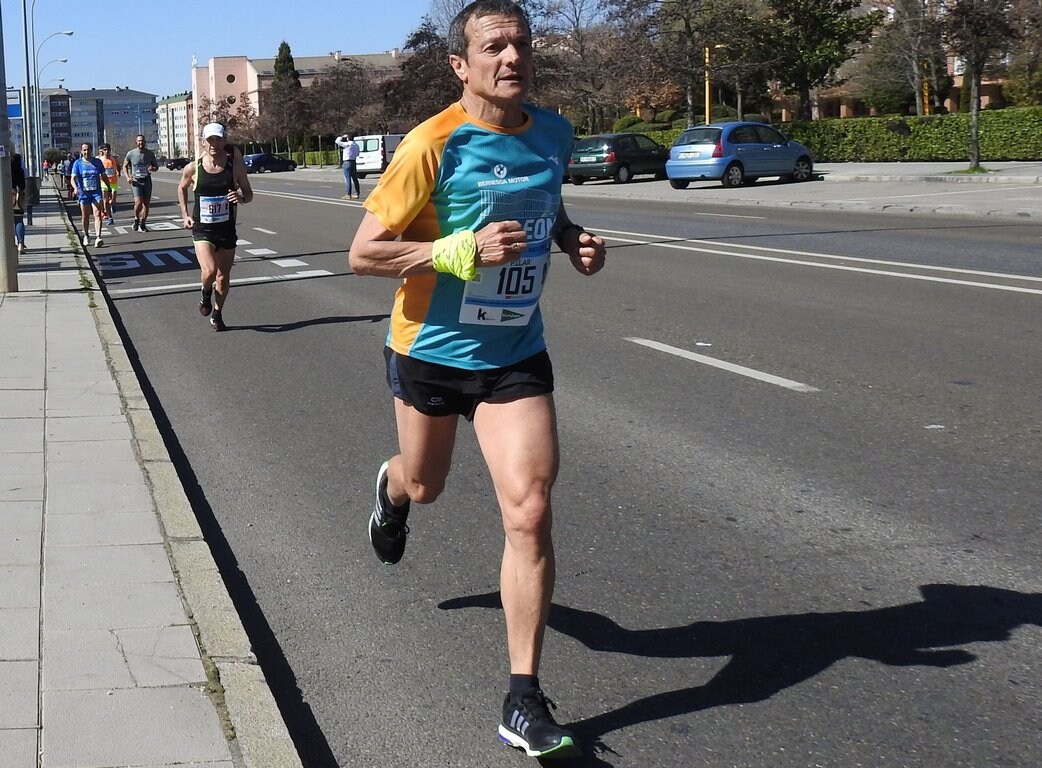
177;122;253;331
123;134;158;231
98;143;119;225
348;0;606;759
71;142;106;248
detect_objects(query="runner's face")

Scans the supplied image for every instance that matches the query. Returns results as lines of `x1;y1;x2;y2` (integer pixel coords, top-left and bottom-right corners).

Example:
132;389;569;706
80;144;90;157
204;136;223;155
452;13;532;105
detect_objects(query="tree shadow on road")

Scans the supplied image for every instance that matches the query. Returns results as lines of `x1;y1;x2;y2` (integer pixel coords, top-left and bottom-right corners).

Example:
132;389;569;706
439;584;1042;767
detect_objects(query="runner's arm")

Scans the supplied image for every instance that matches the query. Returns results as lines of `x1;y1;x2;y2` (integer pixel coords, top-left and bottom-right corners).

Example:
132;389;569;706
230;148;253;204
349;212;529;279
177;163;196;228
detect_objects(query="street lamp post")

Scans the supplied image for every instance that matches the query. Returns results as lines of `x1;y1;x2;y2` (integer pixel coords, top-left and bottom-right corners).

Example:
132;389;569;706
35;57;66;161
33;30;72;168
704;44;727;125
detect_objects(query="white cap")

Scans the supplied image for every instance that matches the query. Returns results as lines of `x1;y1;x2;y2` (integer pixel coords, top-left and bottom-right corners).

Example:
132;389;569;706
202;122;225;140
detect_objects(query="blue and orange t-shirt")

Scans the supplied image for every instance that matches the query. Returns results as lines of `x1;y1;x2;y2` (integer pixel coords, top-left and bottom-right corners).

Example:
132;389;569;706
363;102;574;370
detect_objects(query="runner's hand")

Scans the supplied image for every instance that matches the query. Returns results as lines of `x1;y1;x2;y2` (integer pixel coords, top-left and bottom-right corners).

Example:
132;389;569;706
182;215;194;229
568;231;606;276
474;220;527;267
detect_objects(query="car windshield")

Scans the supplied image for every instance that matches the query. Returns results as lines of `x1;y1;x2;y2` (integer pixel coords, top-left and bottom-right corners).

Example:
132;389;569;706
674;128;721;146
574;138;609;153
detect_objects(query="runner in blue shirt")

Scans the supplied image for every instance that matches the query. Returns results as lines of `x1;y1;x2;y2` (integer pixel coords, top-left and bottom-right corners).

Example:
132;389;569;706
71;142;106;248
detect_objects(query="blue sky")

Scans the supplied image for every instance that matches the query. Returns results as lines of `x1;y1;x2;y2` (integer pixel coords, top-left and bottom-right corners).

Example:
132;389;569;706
1;0;435;98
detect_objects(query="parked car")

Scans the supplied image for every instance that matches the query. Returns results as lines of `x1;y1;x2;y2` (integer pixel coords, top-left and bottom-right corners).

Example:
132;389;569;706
666;121;814;189
165;157;190;170
242;153;297;174
568;132;669;184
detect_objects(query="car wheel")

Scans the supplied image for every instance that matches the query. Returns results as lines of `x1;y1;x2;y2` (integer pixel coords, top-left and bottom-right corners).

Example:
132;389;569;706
669;179;690;190
288;162;297;171
655;169;667;180
788;156;813;182
571;175;585;185
613;164;632;183
721;163;744;188
256;165;266;174
358;173;367;179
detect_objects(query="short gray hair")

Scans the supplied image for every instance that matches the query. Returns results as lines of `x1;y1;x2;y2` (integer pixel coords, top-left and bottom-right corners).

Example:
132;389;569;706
447;0;531;59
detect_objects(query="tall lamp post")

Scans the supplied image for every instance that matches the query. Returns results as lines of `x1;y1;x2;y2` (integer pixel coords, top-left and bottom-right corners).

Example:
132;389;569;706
704;44;727;125
35;56;66;162
34;30;72;168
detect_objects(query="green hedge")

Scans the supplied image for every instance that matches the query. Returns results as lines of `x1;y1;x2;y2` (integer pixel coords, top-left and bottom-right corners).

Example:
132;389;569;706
631;107;1042;160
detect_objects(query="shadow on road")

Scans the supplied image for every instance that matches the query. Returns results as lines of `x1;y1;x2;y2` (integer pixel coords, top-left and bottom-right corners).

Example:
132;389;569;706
440;584;1042;767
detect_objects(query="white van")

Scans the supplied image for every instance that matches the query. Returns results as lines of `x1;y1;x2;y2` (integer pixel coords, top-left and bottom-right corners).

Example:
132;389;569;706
355;134;405;178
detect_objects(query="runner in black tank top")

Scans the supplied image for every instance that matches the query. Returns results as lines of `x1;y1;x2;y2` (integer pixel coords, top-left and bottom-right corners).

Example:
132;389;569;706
192;147;238;250
177;122;253;331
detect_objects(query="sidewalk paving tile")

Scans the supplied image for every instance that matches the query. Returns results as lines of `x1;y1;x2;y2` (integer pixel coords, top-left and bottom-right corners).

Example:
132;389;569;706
47;439;137;464
0;661;39;728
0;418;44;453
45;414;132;442
46;459;146;487
43;625;205;690
45;481;153;515
45;544;171;585
0;564;41;609
42;687;229;767
0;474;44;502
43;579;186;632
0;728;38;768
0;390;44;418
0;608;40;660
46;510;162;547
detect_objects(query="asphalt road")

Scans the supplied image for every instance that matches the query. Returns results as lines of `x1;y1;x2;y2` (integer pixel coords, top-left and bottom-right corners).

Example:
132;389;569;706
87;169;1042;768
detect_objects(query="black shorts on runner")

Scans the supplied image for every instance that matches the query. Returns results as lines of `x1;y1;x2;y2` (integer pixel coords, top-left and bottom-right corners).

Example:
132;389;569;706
193;227;238;251
384;347;554;420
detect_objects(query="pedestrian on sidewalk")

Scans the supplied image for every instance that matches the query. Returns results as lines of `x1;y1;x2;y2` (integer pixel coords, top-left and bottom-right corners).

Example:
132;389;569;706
177;122;253;332
348;0;606;759
11;151;26;254
71;142;106;248
334;132;360;199
123;134;158;231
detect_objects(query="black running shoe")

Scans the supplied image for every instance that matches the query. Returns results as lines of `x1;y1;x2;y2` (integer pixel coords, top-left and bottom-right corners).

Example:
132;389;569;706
132;220;140;232
199;292;213;317
499;689;579;758
139;222;149;232
368;460;410;564
210;312;226;331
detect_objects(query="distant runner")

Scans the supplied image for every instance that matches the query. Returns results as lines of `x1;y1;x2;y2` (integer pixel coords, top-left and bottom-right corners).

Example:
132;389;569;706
123;134;158;231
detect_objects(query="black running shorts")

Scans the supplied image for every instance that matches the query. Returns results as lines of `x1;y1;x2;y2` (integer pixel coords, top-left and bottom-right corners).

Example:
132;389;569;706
384;347;554;420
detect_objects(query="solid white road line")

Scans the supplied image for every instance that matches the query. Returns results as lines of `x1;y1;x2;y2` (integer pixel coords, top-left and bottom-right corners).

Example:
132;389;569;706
254;227;278;234
626;337;821;393
107;270;334;295
272;258;307;267
597;230;1042;295
245;248;278;256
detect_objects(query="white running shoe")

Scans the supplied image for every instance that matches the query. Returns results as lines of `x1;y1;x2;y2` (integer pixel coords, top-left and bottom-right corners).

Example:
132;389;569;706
82;234;89;246
94;237;104;248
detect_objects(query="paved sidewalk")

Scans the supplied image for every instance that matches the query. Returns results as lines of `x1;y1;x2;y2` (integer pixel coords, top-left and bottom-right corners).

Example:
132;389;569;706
0;184;302;768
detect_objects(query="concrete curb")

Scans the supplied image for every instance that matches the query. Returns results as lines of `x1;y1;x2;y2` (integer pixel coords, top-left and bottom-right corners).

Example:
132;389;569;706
821;173;1042;185
59;201;304;768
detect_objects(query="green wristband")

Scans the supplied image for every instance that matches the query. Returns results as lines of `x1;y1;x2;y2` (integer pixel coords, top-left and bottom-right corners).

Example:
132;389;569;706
431;231;478;281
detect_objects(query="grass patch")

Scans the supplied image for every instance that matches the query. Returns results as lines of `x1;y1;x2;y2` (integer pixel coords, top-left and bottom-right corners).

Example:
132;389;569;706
948;166;993;175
